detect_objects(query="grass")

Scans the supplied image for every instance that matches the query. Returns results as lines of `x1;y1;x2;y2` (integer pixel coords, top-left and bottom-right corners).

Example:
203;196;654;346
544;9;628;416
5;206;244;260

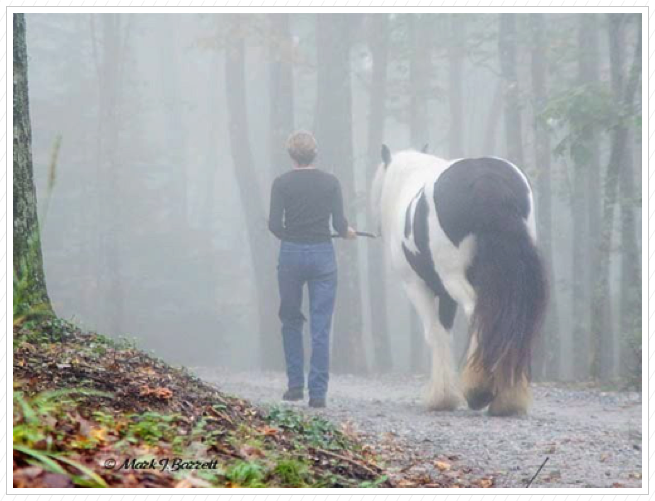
273;459;310;487
266;406;356;451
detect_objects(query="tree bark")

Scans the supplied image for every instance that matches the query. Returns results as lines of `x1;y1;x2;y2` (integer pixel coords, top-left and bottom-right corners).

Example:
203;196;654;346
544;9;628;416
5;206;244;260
529;14;560;380
482;81;504;155
13;13;53;313
202;52;220;228
269;14;295;178
448;14;465;158
315;14;366;374
408;15;430;148
498;14;525;167
590;15;641;380
619;126;639;376
225;16;283;370
157;15;187;229
575;14;603;380
618;21;641;377
365;14;393;373
408;14;431;373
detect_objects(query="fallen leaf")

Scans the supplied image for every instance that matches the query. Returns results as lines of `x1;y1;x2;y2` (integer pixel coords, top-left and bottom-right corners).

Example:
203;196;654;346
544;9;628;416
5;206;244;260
90;427;108;443
435;460;451;471
260;426;278;436
478;477;494;488
154;388;173;399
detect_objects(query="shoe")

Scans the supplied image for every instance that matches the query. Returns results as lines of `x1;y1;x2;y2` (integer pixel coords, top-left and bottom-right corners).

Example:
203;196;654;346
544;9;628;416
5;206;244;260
308;397;326;408
282;388;304;401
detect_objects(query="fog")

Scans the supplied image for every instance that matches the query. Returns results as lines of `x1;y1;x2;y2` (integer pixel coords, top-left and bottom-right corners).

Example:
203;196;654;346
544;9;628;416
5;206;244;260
25;13;642;382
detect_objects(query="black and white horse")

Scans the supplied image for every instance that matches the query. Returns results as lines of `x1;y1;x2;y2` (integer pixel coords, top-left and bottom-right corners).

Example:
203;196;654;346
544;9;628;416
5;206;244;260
371;146;547;416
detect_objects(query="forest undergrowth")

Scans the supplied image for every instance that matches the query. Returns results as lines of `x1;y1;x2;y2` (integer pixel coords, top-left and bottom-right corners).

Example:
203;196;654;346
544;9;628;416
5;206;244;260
13;318;394;488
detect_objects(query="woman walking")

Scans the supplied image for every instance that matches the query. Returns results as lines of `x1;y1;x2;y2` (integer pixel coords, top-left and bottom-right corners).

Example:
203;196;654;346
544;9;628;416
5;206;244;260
268;131;356;408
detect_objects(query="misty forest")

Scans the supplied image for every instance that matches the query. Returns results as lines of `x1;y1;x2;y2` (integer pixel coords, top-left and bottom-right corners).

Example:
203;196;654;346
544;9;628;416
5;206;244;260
14;12;642;489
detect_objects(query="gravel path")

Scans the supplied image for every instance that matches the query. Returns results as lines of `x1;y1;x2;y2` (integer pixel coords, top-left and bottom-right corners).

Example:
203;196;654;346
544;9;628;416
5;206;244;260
195;368;642;488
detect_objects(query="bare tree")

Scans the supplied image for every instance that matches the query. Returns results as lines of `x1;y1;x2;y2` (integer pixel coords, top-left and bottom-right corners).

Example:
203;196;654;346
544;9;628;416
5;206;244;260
498;14;525;167
407;14;431;373
448;14;465;158
365;14;393;372
269;14;294;178
574;14;602;379
157;15;188;228
224;16;283;370
315;14;366;374
617;18;641;377
590;15;641;380
530;14;560;380
482;81;504;155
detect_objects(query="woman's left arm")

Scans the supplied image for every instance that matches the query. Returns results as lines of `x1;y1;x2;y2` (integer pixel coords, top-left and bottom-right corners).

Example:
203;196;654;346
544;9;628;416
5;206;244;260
268;178;285;240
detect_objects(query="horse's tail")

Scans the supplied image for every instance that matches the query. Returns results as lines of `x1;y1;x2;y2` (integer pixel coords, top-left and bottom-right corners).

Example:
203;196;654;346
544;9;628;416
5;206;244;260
467;176;548;390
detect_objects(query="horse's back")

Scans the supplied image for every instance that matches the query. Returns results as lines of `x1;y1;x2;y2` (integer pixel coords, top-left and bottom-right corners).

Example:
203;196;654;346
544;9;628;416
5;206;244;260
385;153;536;303
432;156;534;248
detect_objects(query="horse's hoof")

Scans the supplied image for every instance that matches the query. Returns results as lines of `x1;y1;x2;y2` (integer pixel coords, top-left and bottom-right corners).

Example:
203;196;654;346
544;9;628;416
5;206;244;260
487;395;529;416
487;380;531;416
464;388;494;410
426;393;461;411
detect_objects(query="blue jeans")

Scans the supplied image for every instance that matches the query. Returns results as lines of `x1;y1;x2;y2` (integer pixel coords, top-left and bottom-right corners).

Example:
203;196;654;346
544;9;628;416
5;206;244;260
277;241;337;399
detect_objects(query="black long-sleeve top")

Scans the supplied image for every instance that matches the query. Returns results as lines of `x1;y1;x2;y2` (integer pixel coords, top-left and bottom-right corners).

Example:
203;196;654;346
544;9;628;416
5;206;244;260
268;168;349;243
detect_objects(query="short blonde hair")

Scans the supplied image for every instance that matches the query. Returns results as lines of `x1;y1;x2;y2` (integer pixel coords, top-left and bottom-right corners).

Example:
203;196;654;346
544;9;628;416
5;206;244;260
287;130;318;166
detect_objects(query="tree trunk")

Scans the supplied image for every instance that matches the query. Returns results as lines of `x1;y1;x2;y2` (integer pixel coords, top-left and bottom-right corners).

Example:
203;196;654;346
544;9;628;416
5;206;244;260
576;14;603;381
157;16;187;229
408;14;431;373
482;81;504;155
590;15;641;380
13;13;53;313
618;23;641;377
498;14;525;167
571;116;588;378
202;52;220;228
619;127;639;375
408;15;430;148
225;16;283;370
269;14;294;178
448;14;465;158
529;14;560;380
365;14;393;373
315;14;366;374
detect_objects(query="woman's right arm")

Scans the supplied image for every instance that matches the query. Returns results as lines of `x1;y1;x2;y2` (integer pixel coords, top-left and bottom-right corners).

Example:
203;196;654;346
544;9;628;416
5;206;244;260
331;178;355;239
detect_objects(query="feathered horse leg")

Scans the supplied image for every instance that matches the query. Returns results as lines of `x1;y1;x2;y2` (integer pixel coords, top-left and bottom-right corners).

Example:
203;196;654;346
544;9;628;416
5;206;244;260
461;333;494;410
405;280;461;411
488;373;531;416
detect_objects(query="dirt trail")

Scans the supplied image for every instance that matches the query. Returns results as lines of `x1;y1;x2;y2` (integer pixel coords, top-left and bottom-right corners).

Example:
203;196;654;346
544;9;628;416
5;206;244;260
195;368;642;488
